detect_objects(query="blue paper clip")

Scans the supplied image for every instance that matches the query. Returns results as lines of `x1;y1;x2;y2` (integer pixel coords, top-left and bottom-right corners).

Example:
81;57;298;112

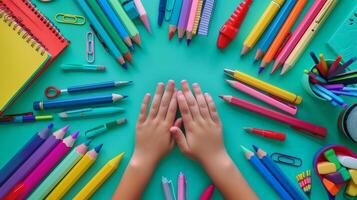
270;152;302;167
86;31;95;63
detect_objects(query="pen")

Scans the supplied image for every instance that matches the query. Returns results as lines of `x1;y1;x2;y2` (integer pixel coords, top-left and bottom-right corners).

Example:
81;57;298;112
0;113;52;123
162;176;176;200
244;127;286;141
59;107;124;119
178;172;187;200
85;118;127;138
60;64;106;71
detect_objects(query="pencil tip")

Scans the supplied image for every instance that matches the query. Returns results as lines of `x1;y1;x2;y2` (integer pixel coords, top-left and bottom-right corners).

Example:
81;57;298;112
218;95;224;99
85;139;92;146
95;144;103;153
243;127;251;132
252;145;258;152
240;145;250;153
168;32;174;40
48;123;54;129
71;131;80;139
258;67;264;74
186;39;191;46
62;125;70;132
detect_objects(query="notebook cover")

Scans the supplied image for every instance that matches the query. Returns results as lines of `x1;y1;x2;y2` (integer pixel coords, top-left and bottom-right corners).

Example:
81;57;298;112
0;10;51;113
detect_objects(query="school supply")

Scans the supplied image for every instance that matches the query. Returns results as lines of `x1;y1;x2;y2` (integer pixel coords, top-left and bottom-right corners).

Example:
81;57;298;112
272;0;326;73
296;170;312;197
109;0;141;45
73;152;125;199
0;125;68;198
192;0;204;35
338;156;357;169
0;124;52;186
350;170;357;183
44;80;132;99
162;176;176;200
123;1;140;19
199;184;214;200
327;5;357;68
224;69;302;105
85;118;128;138
0;112;53;123
220;95;326;137
55;13;86;25
331;57;357;77
198;0;215;36
158;0;168;26
28;141;90;200
46;144;103;199
217;0;253;49
281;0;338;75
325;149;342;169
75;0;127;68
244;128;286;141
338;104;357;143
241;0;285;55
86;32;95;63
177;0;192;40
61;64;106;71
241;145;293;200
59;107;124;119
34;94;127;111
255;0;296;63
134;0;151;32
186;0;199;45
226;79;297;115
346;181;357;197
178;172;187;200
254;145;305;200
271;152;302;167
260;0;307;73
168;0;183;40
6;132;78;199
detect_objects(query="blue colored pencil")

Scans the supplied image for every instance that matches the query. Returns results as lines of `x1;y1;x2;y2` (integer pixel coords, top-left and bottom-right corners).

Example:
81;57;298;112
0;124;53;186
75;0;127;68
168;0;184;40
97;0;134;50
253;145;306;200
241;145;293;200
255;0;297;62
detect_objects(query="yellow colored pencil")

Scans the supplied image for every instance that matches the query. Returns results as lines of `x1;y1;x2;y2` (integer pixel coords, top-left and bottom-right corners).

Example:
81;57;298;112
192;0;204;35
46;145;102;200
241;0;285;55
73;152;125;200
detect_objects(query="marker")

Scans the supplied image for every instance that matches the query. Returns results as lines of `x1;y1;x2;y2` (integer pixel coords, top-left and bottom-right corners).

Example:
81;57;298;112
59;107;125;119
244;127;286;141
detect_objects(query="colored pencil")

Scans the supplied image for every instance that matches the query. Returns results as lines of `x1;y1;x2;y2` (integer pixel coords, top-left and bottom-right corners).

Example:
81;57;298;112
327;55;342;77
28;141;90;200
177;0;193;40
220;95;327;137
134;0;151;33
73;152;125;199
6;132;79;199
199;184;215;200
192;0;204;35
178;172;186;200
0;126;69;198
168;0;184;40
260;0;307;73
272;0;327;72
46;144;103;200
254;145;306;200
158;0;168;26
241;0;285;55
186;0;199;45
241;145;293;200
0;124;52;186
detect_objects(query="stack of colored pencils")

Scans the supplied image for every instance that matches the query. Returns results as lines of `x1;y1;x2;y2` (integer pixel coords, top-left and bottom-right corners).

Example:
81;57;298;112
307;52;357;108
296;170;312;198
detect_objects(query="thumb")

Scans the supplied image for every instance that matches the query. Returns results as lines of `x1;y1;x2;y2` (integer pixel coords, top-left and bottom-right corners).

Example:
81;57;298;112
170;126;190;155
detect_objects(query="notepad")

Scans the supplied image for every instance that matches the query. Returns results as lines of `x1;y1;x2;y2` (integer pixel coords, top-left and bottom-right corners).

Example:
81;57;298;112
0;10;51;113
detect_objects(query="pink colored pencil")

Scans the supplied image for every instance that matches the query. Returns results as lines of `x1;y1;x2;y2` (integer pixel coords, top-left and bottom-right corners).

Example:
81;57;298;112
186;0;199;45
134;0;151;33
199;184;215;200
226;80;297;115
272;0;327;73
7;132;79;199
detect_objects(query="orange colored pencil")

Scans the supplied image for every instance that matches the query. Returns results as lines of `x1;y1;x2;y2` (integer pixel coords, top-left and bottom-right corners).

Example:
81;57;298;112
319;53;329;78
260;0;307;73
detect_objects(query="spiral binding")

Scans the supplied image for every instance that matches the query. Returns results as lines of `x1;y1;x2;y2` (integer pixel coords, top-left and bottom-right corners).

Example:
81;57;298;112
0;10;47;56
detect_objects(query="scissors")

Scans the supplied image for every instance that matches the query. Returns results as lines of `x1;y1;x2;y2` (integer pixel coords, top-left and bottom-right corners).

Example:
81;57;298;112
44;80;132;99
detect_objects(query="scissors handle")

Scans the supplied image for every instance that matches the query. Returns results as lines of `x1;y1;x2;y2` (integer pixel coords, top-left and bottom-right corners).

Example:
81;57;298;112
67;81;116;93
45;86;63;98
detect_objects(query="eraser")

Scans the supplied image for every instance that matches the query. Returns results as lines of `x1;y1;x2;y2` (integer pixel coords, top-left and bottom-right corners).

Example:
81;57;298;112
318;162;337;174
339;167;352;181
325;171;346;184
324;149;342;169
349;169;357;184
323;178;342;196
338;156;357;169
346;180;357;197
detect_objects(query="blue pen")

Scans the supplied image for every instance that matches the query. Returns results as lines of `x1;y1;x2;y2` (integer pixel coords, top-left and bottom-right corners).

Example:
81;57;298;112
75;0;127;68
97;0;134;50
58;107;125;119
158;0;168;26
168;0;183;40
0;124;53;186
256;0;297;64
314;84;347;108
253;145;306;200
33;94;127;111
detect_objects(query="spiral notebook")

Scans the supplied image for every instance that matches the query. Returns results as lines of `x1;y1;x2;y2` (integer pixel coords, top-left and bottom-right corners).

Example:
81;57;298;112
0;10;51;113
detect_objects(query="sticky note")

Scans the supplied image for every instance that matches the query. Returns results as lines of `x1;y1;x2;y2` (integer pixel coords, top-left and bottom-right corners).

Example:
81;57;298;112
323;178;342;196
325;171;345;184
339;167;351;181
349;170;357;184
324;149;341;169
346;180;357;197
318;162;337;174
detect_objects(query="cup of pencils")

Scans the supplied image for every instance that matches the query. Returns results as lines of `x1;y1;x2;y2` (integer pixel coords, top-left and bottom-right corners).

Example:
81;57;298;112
302;52;357;108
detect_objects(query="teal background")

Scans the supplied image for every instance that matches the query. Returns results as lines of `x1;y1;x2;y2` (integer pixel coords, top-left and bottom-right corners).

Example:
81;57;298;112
0;0;356;199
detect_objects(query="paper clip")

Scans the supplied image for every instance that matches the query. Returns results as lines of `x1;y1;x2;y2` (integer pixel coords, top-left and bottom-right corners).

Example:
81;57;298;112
270;152;302;167
86;32;95;63
55;13;86;25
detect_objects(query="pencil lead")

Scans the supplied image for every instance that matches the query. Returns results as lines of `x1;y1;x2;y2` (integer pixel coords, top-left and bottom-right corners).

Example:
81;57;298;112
218;95;224;99
252;145;259;152
223;68;234;76
243;127;252;132
84;139;92;146
71;131;80;139
121;62;128;70
240;145;250;153
225;79;234;85
178;37;183;42
94;144;103;153
186;39;191;46
168;31;174;40
129;46;135;51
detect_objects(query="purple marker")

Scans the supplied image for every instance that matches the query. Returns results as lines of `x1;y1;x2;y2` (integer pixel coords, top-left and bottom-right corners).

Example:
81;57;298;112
323;84;344;90
0;125;69;198
177;0;192;40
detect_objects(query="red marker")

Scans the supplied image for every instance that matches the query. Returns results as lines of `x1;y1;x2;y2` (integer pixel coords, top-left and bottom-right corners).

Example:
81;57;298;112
217;0;253;49
199;184;215;200
244;127;286;141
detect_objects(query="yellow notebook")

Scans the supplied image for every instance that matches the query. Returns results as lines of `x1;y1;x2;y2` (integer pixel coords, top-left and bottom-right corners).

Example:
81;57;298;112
0;10;51;113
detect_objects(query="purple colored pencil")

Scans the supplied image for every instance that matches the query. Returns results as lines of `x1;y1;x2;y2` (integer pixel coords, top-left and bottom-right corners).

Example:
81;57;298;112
323;84;344;90
331;57;357;77
177;0;192;40
0;125;69;198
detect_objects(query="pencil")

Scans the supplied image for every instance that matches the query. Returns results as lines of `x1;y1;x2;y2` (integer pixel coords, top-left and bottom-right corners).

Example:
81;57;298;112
177;0;193;41
134;0;151;33
186;0;199;45
241;0;285;55
327;55;342;77
168;0;184;40
73;152;125;199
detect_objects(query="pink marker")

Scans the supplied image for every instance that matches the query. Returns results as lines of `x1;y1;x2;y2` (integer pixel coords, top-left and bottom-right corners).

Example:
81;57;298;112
186;0;199;45
226;80;297;115
8;132;79;199
178;172;187;200
199;184;215;200
272;0;327;72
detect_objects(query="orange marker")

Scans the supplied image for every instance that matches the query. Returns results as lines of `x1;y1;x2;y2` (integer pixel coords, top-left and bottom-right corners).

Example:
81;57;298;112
243;127;286;141
318;54;329;78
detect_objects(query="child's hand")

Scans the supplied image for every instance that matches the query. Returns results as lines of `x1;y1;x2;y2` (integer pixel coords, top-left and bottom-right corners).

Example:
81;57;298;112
133;80;181;166
171;81;228;166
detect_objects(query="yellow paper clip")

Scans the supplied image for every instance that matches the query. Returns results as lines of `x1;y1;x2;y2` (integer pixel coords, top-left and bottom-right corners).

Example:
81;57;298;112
55;13;86;25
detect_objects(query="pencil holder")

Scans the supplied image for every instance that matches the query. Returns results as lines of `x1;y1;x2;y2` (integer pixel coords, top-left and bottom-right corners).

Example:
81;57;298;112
338;104;357;143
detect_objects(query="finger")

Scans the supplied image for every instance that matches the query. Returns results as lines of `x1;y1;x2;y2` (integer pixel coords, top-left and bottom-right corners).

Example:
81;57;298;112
205;93;220;123
173;117;183;128
165;91;178;122
149;82;165;119
192;83;210;119
181;80;200;119
158;80;175;119
177;91;193;126
170;127;190;155
137;93;151;123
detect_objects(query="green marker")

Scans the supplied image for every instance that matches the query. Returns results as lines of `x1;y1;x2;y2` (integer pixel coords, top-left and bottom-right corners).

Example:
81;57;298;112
28;141;91;200
86;118;127;138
